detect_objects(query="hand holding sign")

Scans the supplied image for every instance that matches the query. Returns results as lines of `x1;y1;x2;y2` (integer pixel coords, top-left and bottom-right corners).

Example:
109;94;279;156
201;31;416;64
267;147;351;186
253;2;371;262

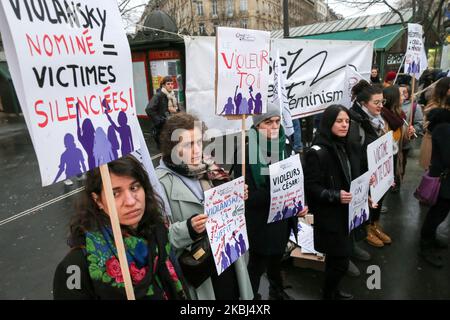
340;191;352;204
191;214;208;234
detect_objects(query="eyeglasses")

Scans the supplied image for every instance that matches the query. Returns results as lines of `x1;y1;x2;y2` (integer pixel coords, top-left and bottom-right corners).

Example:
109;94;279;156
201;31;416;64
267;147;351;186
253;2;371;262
372;99;387;106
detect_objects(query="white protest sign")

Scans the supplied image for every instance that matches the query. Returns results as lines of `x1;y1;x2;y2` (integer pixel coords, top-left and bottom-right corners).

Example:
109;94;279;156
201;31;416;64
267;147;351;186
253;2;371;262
342;66;369;109
405;23;427;80
367;131;395;204
216;27;270;116
0;0;140;186
348;172;371;233
268;155;305;223
269;39;373;119
289;221;319;254
204;176;249;275
186;38;372;136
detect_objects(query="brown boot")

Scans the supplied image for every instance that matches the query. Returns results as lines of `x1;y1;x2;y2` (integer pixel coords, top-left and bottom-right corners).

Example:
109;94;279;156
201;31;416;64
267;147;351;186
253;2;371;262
372;222;392;244
366;225;384;247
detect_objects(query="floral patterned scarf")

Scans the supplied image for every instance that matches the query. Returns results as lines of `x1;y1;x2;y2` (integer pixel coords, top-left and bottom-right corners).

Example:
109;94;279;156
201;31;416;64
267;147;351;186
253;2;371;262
84;223;187;300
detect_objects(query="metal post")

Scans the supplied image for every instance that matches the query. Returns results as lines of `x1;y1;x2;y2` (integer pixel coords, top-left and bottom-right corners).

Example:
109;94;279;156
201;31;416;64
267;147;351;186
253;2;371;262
283;0;289;38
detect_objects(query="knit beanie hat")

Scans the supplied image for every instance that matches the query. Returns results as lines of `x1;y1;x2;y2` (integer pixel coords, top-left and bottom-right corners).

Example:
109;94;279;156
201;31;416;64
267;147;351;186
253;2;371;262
252;102;281;127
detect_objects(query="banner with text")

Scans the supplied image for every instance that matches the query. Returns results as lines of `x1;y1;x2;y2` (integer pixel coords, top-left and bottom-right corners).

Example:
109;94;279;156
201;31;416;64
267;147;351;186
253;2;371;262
348;172;370;233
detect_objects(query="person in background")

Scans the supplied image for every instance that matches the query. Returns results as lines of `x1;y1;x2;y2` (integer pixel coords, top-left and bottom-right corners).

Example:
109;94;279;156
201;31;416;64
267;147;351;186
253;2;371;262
234;102;308;300
156;113;253;300
145;76;179;149
383;71;397;88
53;155;187;300
370;67;381;84
305;105;360;300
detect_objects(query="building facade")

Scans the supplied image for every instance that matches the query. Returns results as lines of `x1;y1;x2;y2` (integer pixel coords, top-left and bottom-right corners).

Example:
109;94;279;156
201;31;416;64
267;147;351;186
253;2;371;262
139;0;340;35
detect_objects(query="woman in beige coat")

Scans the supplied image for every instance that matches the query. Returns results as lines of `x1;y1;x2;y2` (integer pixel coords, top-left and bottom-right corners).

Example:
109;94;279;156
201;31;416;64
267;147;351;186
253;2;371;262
156;113;253;300
420;77;450;170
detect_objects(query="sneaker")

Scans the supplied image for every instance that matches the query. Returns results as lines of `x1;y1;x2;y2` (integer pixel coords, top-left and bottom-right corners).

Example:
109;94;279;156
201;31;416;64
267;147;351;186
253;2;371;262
352;242;371;261
346;260;360;277
64;179;74;186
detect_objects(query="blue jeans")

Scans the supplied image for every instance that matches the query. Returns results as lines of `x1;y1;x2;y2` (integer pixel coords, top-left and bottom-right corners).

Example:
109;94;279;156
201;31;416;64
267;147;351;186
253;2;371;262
292;119;303;151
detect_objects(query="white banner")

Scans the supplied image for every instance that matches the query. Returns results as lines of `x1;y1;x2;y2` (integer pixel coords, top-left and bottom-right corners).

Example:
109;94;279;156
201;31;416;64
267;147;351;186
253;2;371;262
367;132;395;204
405;23;427;80
204;176;249;276
270;39;373;118
348;172;370;233
0;0;140;186
216;27;270;115
289;221;320;254
186;38;372;136
268;155;305;224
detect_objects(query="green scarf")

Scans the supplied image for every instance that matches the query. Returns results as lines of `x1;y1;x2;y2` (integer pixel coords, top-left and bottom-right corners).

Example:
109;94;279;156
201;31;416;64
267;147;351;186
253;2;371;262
248;126;286;188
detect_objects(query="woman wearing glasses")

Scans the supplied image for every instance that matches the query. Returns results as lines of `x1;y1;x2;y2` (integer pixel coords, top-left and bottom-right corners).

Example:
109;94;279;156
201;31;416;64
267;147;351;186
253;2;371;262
348;80;391;248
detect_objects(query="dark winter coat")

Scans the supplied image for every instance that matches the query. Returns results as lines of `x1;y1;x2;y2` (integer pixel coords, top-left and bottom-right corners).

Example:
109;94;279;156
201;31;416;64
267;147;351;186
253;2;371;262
145;88;170;127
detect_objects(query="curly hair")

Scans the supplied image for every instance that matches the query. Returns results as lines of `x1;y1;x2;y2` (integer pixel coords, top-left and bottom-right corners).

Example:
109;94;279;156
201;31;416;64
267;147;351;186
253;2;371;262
69;155;165;247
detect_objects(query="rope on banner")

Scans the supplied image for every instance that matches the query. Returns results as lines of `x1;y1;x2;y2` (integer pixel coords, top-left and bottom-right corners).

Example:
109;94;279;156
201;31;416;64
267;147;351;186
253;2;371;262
132;23;187;40
370;26;407;44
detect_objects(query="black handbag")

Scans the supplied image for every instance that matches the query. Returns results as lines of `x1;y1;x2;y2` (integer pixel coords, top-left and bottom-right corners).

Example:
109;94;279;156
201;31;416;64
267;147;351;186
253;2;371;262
178;236;216;288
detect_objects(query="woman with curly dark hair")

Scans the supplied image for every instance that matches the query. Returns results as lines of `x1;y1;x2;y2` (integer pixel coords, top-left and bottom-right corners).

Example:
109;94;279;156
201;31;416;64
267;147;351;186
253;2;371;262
53;155;187;300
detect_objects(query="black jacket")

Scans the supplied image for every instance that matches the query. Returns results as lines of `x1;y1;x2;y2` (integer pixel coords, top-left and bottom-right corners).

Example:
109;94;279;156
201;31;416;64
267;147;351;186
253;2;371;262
348;103;383;174
429;108;450;199
145;89;169;127
234;143;298;256
304;135;359;256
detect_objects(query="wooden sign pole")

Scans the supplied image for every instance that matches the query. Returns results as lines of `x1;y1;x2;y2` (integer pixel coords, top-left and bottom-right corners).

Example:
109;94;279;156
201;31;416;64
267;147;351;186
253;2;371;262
99;164;136;300
241;115;246;177
409;77;416;127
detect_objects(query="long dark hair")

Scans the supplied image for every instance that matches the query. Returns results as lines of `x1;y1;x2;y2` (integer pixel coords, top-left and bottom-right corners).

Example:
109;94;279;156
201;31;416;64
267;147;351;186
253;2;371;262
430;77;450;108
319;104;350;141
69;155;164;247
383;85;402;116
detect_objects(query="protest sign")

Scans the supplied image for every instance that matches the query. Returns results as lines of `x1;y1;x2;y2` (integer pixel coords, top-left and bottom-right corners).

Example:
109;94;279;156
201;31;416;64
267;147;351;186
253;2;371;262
348;172;371;233
367;132;395;204
289;221;319;255
268;155;305;223
204;176;249;275
0;0;140;186
405;23;427;80
216;27;270;116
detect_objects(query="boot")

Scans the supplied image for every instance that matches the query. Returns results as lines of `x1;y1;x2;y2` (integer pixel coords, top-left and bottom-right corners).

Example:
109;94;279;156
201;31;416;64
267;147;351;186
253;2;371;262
372;222;392;244
366;225;384;247
335;290;354;300
420;239;444;268
346;260;360;277
352;241;371;261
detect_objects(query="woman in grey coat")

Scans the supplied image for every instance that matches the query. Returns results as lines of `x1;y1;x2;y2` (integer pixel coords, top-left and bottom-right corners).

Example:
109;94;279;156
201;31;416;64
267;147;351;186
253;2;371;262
156;113;253;300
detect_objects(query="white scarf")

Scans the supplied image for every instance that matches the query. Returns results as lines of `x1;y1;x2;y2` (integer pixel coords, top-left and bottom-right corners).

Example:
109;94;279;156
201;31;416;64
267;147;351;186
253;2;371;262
161;87;178;111
359;102;385;135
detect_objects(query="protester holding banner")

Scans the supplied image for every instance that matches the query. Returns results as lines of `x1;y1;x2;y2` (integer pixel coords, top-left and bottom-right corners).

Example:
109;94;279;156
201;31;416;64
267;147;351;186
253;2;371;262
305;105;360;300
53;155;187;300
156;113;253;300
381;85;416;192
234;102;307;300
348;80;392;248
419;77;450;170
419;107;450;268
145;76;180;149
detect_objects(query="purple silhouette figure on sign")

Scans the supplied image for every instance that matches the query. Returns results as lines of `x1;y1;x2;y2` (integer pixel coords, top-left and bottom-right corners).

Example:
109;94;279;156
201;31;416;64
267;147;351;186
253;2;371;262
272;210;282;222
234;86;242;115
220;251;230;272
220;97;235;115
103;100;134;157
293;199;303;216
107;126;119;160
237;233;247;254
76;103;95;170
93;127;114;166
225;242;238;264
240;97;249;114
248;96;254;114
53;133;86;184
249;88;263;114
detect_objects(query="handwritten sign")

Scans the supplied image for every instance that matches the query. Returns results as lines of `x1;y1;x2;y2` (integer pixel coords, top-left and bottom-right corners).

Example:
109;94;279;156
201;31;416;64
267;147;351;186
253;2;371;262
367;132;394;204
204;176;249;275
348;172;370;233
405;23;427;80
268;155;305;223
0;0;140;186
216;27;270;116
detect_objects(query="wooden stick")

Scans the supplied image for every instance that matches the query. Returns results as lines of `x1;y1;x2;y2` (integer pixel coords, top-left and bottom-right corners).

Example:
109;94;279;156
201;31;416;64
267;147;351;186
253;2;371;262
409;76;416;127
241;115;246;177
99;164;136;300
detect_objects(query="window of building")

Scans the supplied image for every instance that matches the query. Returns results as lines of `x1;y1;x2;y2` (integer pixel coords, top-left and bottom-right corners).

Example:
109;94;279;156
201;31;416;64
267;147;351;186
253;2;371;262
240;0;248;12
212;0;218;16
197;1;204;16
199;23;206;35
227;0;233;17
241;18;248;28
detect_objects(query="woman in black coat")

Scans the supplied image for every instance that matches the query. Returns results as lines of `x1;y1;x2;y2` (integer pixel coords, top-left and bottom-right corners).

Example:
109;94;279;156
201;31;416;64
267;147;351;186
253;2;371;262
234;102;308;300
420;107;450;268
305;105;361;300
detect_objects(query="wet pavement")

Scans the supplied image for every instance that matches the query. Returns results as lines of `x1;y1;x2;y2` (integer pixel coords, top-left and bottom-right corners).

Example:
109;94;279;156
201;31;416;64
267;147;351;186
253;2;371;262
0;112;449;300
